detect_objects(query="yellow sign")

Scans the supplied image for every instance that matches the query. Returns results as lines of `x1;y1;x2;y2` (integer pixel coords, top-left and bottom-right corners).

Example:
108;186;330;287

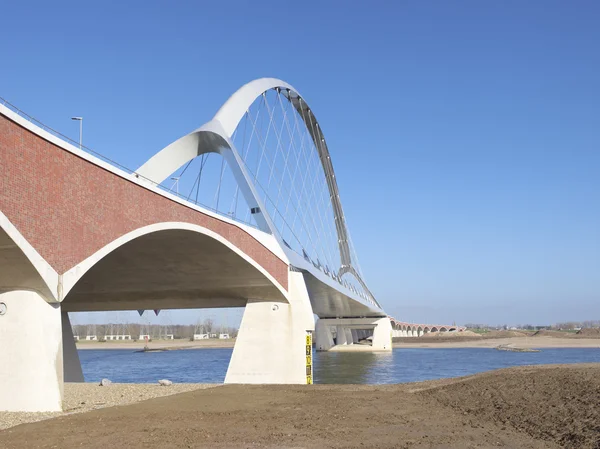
305;331;313;385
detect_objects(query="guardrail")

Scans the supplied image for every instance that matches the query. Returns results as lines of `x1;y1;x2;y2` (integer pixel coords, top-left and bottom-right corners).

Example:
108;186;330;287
0;95;257;228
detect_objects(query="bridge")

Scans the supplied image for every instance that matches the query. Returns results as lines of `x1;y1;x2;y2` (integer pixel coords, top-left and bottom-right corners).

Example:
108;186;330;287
389;317;467;337
0;78;460;412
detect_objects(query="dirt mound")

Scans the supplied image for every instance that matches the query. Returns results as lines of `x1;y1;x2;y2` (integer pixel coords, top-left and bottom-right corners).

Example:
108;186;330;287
532;329;577;338
454;330;481;337
483;330;527;338
420;364;600;449
577;328;600;336
2;365;599;448
423;330;482;338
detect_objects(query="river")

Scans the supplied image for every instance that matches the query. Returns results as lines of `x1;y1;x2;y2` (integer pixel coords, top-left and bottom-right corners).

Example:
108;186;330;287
78;347;600;384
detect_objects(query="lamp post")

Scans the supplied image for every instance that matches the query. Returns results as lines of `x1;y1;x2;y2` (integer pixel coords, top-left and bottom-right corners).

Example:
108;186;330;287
170;176;180;195
71;116;83;150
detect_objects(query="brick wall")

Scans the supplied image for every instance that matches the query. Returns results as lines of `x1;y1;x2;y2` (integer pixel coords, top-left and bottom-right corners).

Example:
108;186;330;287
0;113;288;289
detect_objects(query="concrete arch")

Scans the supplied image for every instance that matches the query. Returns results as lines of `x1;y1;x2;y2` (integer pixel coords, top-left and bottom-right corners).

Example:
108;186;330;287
0;212;58;301
431;327;439;333
423;327;431;333
439;327;448;332
0;220;57;301
62;223;287;312
62;222;286;299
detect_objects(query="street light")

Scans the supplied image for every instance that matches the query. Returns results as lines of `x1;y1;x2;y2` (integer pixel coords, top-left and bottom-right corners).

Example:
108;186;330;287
71;116;83;150
170;176;180;195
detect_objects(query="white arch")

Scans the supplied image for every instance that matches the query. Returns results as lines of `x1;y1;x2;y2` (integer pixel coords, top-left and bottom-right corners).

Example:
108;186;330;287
213;78;295;137
0;211;59;302
136;78;379;308
61;222;288;300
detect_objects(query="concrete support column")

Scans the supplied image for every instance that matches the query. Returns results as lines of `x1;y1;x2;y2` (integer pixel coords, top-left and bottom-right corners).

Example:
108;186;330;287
336;325;348;345
371;317;392;351
225;271;315;384
315;319;334;351
0;290;63;412
62;312;84;382
345;328;353;345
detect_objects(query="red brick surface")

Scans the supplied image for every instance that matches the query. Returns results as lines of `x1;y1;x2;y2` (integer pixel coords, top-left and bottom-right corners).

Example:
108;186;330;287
0;113;288;289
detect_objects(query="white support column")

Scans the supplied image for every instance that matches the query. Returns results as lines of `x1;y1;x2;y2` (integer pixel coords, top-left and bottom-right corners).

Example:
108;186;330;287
315;319;334;351
225;271;315;384
62;312;84;382
371;317;393;351
345;328;353;345
336;325;348;345
0;290;63;412
315;318;392;352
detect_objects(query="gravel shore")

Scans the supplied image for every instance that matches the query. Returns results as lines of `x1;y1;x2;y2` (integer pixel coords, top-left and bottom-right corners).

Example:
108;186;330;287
2;364;600;448
394;335;600;348
0;383;217;430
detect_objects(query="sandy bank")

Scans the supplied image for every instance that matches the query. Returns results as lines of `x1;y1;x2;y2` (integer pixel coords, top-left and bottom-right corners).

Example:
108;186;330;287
0;383;217;430
76;339;235;350
394;336;600;348
1;364;599;448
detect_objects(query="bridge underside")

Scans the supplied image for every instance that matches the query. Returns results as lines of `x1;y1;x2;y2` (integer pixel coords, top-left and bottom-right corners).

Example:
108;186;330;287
302;272;386;319
63;229;285;312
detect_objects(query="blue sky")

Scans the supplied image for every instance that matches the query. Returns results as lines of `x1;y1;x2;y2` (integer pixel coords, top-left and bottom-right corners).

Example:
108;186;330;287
1;1;598;326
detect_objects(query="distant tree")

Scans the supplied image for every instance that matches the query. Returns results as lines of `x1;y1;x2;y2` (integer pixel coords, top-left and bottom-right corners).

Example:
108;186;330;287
203;318;215;333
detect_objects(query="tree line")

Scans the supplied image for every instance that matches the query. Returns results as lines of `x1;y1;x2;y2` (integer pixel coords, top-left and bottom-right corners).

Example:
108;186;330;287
72;318;239;340
464;321;600;331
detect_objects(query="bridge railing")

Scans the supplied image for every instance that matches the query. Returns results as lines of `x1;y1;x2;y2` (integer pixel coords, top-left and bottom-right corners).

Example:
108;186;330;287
0;96;258;228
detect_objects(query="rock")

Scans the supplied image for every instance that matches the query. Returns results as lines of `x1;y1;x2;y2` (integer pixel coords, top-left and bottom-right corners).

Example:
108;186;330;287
158;379;173;386
99;378;112;386
495;344;540;353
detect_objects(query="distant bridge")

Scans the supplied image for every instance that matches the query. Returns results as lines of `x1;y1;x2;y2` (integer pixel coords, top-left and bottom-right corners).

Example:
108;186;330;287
389;317;466;337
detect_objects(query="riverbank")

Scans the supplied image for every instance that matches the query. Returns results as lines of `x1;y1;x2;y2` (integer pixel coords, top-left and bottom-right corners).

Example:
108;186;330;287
394;336;600;348
76;339;236;350
0;383;217;430
76;335;600;351
1;364;598;448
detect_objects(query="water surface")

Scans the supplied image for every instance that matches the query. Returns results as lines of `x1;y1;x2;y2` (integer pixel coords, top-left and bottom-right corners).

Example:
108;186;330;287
78;347;600;384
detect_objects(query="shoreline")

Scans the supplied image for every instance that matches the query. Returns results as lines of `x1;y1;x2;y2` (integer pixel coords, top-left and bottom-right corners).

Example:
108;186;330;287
76;339;236;350
75;336;600;351
393;336;600;349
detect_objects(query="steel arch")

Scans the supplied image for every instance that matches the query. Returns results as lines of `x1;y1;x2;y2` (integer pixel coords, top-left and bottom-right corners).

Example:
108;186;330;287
136;78;376;303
